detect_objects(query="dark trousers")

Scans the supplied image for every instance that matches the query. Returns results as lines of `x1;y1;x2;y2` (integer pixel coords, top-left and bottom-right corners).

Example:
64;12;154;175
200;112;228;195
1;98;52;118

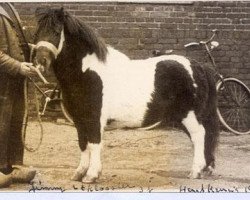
0;74;25;170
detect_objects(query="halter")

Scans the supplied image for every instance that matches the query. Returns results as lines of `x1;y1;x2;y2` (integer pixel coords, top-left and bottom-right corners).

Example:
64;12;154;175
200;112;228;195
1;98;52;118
35;28;65;59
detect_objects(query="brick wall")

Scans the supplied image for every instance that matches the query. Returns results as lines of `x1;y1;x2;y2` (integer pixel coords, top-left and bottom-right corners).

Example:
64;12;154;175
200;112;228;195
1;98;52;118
14;1;250;87
12;1;250;119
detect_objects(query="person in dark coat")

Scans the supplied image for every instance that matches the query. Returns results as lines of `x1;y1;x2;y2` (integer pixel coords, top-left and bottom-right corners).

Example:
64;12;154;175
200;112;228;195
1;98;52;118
0;3;37;188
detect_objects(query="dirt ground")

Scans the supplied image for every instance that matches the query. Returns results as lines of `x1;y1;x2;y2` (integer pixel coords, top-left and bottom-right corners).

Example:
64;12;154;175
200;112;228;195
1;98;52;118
2;120;250;193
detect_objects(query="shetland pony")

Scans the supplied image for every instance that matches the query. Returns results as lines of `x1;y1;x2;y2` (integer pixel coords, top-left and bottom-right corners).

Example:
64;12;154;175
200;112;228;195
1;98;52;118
33;8;219;183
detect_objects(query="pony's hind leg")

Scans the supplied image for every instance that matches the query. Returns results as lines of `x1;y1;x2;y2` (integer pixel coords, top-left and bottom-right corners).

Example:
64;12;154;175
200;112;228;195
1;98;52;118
182;111;206;179
203;77;219;176
203;116;219;176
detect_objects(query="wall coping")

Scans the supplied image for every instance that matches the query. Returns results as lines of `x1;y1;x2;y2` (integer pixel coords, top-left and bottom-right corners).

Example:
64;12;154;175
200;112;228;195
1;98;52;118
10;0;194;5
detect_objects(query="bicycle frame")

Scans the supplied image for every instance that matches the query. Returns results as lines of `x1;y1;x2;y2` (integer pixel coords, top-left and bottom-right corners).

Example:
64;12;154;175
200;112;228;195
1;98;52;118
185;31;242;106
28;77;61;115
185;30;250;135
185;30;224;81
39;85;62;116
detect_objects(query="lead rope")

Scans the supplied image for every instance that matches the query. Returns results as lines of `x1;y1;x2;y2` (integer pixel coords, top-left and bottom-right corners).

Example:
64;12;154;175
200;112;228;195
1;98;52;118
22;77;44;152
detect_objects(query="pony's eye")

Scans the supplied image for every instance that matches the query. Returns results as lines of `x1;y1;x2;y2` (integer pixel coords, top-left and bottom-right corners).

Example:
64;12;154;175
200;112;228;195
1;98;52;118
43;58;47;64
54;32;60;36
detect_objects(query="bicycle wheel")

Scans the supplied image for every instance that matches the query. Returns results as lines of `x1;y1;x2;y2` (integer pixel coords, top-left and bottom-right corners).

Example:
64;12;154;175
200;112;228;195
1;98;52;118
59;91;74;124
216;77;250;135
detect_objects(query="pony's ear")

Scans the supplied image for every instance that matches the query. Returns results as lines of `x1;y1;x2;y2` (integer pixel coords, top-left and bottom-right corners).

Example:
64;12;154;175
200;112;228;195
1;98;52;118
35;7;50;21
57;7;65;21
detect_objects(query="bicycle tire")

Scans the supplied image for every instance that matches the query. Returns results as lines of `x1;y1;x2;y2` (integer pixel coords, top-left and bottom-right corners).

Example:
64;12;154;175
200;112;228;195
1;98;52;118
216;77;250;135
59;92;74;124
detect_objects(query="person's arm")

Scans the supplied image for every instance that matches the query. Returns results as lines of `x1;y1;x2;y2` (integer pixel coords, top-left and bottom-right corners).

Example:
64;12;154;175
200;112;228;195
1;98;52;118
0;50;37;77
0;50;21;76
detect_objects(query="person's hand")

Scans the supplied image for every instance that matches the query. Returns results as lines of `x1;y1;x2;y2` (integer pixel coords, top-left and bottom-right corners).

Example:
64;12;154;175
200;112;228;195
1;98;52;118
19;62;37;77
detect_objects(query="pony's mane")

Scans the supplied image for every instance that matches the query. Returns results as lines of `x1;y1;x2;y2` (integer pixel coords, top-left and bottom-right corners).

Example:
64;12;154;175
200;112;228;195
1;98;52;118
35;8;108;62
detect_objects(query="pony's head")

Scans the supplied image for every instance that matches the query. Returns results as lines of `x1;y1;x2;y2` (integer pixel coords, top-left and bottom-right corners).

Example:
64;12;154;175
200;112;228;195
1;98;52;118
33;7;65;73
33;7;107;74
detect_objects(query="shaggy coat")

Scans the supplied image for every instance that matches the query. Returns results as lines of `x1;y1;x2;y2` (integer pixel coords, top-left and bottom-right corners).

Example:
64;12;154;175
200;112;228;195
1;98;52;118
33;8;219;183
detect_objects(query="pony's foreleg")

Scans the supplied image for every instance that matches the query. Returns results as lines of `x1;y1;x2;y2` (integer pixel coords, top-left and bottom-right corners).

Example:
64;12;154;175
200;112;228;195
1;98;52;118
71;123;89;181
82;142;102;183
82;115;106;183
71;148;90;181
182;111;206;179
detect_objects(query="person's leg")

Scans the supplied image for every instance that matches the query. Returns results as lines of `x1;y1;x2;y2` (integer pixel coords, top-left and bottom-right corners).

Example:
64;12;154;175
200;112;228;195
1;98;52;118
0;78;14;188
7;78;36;183
7;77;25;166
0;100;13;171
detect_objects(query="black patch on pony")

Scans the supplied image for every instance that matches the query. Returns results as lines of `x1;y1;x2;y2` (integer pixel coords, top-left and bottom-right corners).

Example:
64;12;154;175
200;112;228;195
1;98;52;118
34;8;106;148
143;59;219;167
61;69;103;146
143;60;196;126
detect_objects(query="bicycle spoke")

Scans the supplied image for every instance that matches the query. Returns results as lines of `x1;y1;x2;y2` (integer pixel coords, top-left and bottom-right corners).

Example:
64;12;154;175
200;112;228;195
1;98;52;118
220;108;233;117
229;109;238;128
217;78;250;134
220;87;238;107
235;109;240;130
238;87;247;103
239;109;250;128
226;109;236;125
234;83;249;106
229;83;240;105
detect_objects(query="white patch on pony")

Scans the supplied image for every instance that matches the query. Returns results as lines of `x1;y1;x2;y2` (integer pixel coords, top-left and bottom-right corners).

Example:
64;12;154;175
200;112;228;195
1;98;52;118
182;111;206;178
71;149;90;181
82;47;155;127
83;142;102;182
57;28;65;55
81;53;100;73
81;46;198;128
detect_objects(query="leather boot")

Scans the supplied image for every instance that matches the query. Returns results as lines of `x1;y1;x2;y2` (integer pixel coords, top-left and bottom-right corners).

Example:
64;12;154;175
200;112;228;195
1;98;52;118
11;166;36;183
0;172;12;188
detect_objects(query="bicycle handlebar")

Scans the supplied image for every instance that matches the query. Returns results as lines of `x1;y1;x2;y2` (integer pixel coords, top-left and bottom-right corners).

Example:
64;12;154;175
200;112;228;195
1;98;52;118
201;29;218;44
184;29;218;48
184;29;219;69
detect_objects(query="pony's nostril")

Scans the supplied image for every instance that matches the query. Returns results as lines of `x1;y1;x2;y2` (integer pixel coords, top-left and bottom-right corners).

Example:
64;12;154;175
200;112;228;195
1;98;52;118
42;58;47;65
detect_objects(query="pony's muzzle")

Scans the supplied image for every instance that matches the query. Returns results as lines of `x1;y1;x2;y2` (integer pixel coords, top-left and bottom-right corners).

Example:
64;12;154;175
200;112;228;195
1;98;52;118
32;57;50;84
33;64;50;84
36;63;45;73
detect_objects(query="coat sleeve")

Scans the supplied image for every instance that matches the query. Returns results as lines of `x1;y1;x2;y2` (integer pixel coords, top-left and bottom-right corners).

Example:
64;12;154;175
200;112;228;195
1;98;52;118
0;50;21;76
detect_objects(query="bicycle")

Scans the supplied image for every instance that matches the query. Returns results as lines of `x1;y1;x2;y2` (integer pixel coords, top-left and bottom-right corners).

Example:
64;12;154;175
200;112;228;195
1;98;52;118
37;84;73;124
21;74;73;153
184;29;250;135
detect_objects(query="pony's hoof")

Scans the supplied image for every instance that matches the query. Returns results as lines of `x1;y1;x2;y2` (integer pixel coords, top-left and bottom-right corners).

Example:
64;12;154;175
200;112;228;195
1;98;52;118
203;166;214;176
82;175;98;183
188;171;202;179
71;172;84;181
